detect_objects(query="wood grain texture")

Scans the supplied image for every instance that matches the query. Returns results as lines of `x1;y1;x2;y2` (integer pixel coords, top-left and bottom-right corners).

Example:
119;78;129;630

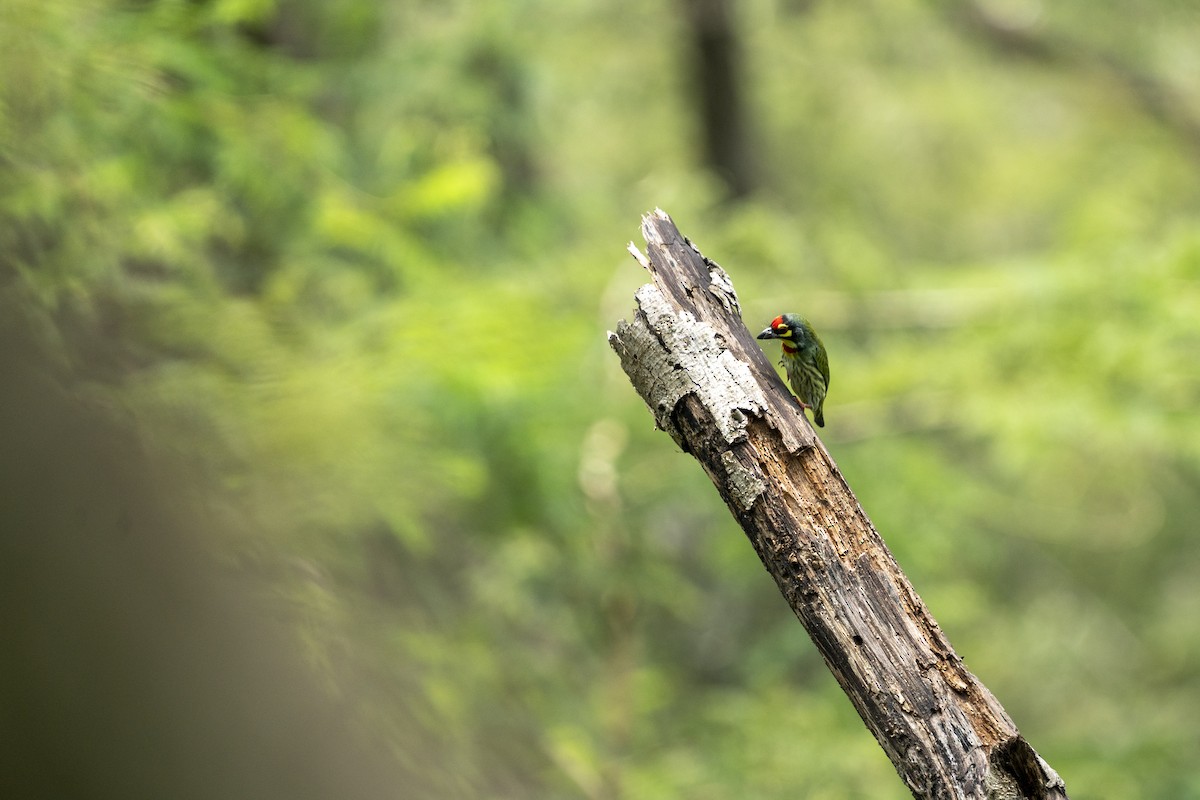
608;210;1068;800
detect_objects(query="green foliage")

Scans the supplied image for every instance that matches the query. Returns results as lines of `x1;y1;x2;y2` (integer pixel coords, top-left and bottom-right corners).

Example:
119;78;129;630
4;0;1200;797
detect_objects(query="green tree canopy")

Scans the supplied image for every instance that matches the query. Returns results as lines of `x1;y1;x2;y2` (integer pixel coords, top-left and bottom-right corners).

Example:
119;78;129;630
3;1;1199;797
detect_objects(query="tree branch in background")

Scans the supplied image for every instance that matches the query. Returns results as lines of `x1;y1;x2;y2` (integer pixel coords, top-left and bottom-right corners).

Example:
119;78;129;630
679;0;757;198
607;210;1069;800
951;1;1200;159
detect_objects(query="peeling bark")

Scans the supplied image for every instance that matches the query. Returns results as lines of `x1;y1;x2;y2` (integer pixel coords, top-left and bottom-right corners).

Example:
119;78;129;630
607;210;1068;800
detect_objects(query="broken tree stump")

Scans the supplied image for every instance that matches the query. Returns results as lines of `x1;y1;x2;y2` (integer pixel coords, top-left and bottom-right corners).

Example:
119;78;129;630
607;209;1068;800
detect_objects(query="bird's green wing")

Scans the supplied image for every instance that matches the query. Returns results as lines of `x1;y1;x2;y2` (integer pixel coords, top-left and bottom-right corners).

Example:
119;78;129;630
815;337;830;390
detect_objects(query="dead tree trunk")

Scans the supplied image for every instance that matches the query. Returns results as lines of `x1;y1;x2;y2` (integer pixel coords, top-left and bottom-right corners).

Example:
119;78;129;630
607;209;1068;800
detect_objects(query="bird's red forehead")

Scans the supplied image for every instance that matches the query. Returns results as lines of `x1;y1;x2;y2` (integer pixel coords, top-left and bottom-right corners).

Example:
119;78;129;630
771;315;786;329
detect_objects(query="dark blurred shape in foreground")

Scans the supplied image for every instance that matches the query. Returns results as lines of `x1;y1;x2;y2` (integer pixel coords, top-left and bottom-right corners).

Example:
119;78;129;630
0;321;419;800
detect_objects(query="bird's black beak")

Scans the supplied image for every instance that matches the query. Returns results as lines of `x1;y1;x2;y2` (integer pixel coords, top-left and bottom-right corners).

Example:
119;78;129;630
757;327;777;340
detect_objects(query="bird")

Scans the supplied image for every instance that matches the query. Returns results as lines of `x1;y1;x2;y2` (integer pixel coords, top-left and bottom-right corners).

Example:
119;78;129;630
757;313;830;427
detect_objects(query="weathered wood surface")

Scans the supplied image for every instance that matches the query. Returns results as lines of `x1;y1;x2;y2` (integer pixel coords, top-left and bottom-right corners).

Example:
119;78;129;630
607;209;1068;800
